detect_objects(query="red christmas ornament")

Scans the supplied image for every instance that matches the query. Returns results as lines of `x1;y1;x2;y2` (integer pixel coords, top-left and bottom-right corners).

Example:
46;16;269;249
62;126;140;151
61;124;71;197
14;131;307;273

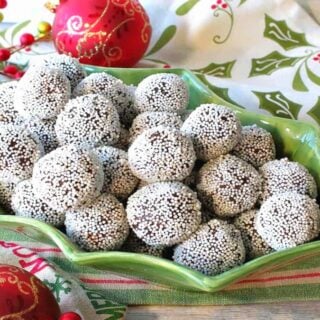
0;264;61;320
51;0;152;67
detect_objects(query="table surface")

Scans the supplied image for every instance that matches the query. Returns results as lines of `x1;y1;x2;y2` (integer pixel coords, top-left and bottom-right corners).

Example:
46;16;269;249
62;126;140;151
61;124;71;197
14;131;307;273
126;302;320;320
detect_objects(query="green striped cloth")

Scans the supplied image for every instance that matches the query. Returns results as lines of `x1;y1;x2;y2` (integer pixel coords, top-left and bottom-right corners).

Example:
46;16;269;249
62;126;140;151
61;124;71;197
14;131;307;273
2;227;320;306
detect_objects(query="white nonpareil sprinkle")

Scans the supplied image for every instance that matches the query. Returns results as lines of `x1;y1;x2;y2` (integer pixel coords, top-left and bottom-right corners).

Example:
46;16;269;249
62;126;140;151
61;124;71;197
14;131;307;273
173;219;245;276
29;53;86;90
0;81;23;126
65;193;129;252
111;125;130;150
255;192;320;251
129;111;182;143
12;179;65;227
232;125;276;167
197;154;261;217
134;73;189;113
27;117;59;154
259;158;318;202
14;66;71;120
32;144;104;211
93;146;139;200
181;104;241;161
128;126;196;183
121;230;166;257
0;125;43;181
55;94;120;148
127;182;202;246
0;172;20;213
121;84;138;128
73;72;134;124
234;209;273;259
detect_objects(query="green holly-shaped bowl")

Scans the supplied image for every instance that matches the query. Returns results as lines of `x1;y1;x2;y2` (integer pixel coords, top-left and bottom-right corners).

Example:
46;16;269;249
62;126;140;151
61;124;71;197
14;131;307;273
1;67;320;292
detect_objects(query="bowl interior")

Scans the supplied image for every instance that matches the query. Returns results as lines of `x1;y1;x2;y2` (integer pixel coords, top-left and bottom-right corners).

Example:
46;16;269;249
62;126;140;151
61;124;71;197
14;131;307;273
1;66;320;292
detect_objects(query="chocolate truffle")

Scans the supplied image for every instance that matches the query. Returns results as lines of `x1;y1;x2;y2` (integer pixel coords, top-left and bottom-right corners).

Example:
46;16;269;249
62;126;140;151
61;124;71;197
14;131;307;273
12;179;65;227
173;219;245;275
14;66;70;119
0;125;43;181
135;73;189;113
32;144;104;211
233;125;276;167
234;209;273;259
197;154;261;217
73;72;133;123
259;158;317;202
55;94;120;148
181;104;241;161
65;193;129;251
129;111;182;143
93;146;139;200
128;126;196;183
30;53;86;90
255;192;320;250
127;182;202;246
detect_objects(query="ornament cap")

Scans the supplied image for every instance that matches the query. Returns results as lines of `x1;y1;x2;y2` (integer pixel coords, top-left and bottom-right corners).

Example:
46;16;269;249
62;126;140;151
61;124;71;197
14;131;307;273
45;0;60;13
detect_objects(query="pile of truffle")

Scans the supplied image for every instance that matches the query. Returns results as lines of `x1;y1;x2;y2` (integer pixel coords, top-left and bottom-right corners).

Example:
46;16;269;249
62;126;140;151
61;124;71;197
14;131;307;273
0;53;319;276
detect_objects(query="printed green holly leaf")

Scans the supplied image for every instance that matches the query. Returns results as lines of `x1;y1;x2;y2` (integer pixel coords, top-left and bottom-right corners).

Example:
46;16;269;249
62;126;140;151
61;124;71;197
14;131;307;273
306;64;320;86
0;29;6;39
193;60;235;78
197;74;244;108
307;97;320;125
176;0;199;15
145;25;177;57
249;51;301;77
264;15;313;50
239;0;247;6
43;275;72;303
253;90;302;119
292;66;309;92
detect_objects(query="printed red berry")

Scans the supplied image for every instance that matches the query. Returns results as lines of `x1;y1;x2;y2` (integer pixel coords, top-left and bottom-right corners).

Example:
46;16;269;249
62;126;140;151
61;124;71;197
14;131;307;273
0;0;7;9
313;57;319;61
217;0;222;4
14;70;25;79
0;48;11;61
211;4;217;9
222;3;228;8
4;65;18;75
20;33;35;46
163;64;171;68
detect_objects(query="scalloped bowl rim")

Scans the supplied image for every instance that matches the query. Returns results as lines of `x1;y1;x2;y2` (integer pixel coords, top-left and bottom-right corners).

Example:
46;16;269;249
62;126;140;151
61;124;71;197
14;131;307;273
1;66;320;292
